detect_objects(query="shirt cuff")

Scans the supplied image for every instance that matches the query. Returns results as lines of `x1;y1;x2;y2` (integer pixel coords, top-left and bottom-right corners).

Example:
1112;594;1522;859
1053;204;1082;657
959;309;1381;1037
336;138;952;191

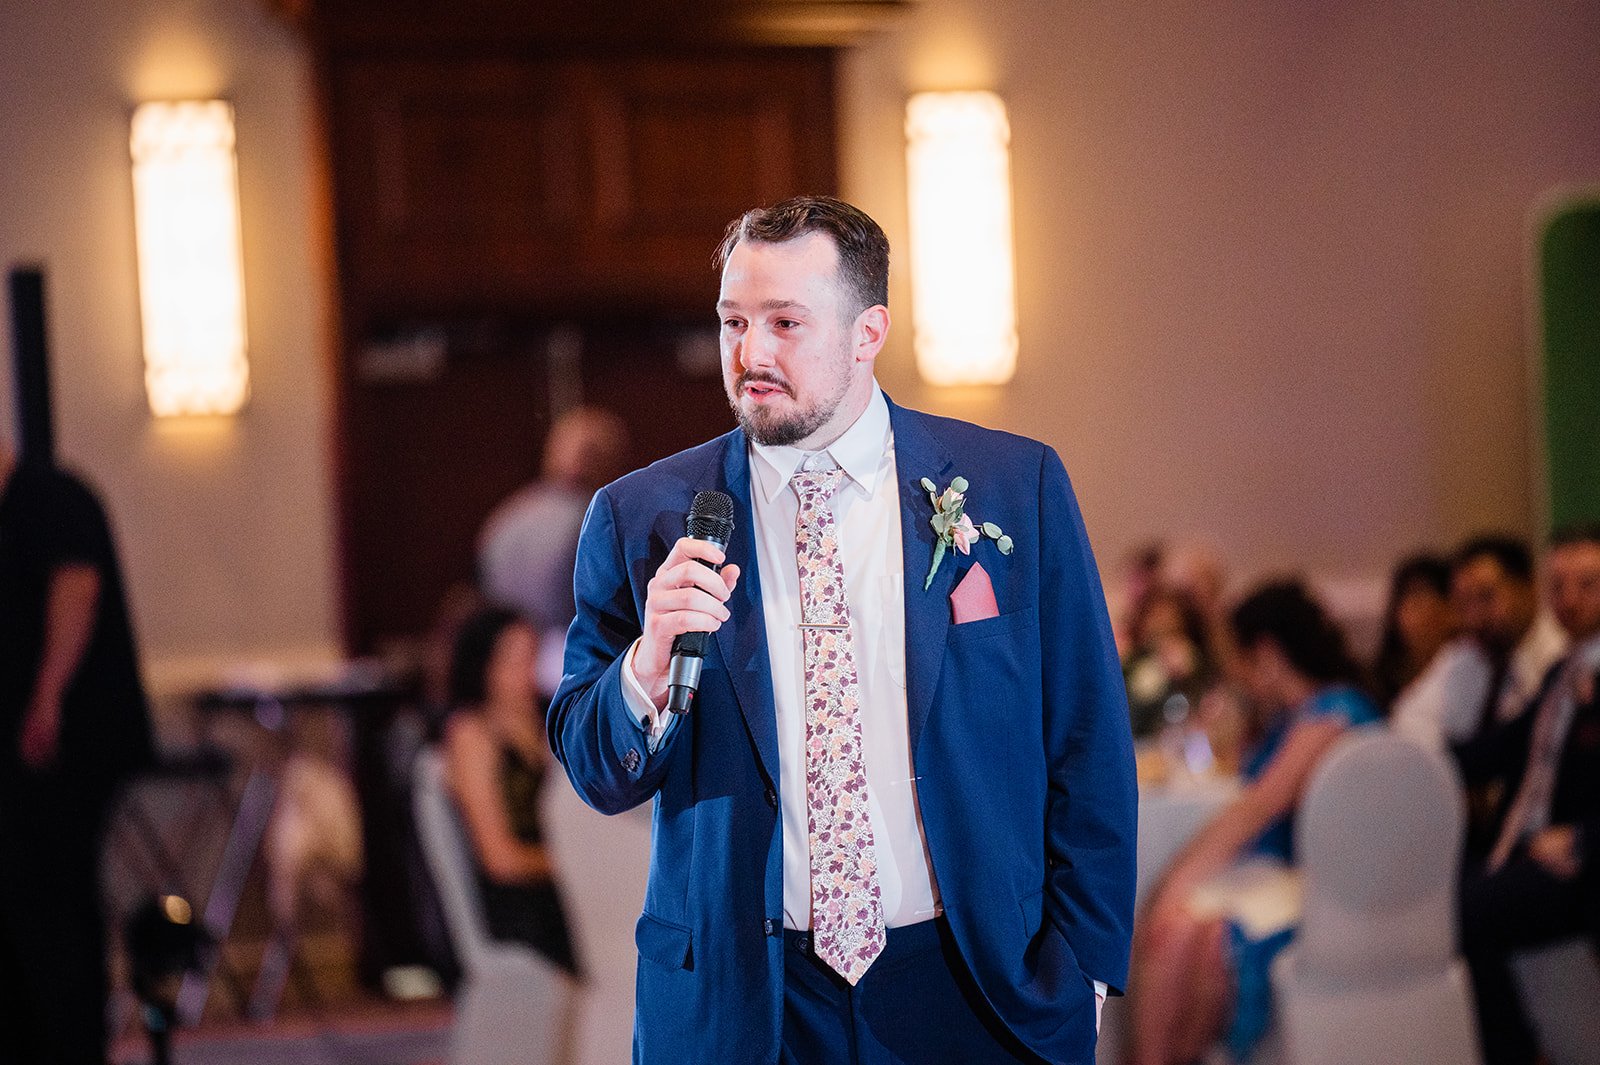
621;639;677;751
1093;980;1106;1032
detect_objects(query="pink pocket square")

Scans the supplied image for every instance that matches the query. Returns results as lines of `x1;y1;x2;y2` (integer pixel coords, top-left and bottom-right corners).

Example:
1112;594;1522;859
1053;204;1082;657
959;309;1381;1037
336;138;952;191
950;562;1000;624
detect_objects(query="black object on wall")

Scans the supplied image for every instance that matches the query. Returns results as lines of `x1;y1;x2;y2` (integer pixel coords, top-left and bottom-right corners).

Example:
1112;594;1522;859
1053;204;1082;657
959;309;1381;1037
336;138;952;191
8;265;55;464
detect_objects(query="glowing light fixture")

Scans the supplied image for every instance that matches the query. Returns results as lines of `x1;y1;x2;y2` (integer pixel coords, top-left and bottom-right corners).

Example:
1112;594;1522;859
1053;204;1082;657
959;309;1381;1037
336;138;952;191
905;91;1018;386
130;100;249;416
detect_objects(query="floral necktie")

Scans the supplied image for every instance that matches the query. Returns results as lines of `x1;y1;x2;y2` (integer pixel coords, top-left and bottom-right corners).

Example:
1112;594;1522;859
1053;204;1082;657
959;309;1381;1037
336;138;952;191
792;465;885;984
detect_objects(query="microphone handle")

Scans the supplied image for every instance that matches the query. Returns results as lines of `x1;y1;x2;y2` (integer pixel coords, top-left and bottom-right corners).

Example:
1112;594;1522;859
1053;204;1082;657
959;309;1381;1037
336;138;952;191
666;537;728;715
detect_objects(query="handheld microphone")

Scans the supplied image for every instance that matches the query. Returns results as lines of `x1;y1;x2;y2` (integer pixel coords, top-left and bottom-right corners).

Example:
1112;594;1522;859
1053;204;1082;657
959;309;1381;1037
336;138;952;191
667;490;735;715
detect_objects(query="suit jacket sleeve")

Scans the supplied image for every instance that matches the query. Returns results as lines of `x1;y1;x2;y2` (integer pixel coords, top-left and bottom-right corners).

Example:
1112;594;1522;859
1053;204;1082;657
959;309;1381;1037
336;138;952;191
1036;446;1138;994
547;485;687;815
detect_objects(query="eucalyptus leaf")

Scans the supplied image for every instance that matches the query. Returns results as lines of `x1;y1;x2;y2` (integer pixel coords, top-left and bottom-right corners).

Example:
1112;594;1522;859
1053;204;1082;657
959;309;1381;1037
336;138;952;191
982;522;1002;539
997;535;1014;555
920;477;937;493
950;476;969;494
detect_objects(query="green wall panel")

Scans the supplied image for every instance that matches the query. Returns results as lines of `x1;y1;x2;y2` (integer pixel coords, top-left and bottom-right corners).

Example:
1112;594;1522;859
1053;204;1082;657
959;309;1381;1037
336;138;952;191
1541;200;1600;530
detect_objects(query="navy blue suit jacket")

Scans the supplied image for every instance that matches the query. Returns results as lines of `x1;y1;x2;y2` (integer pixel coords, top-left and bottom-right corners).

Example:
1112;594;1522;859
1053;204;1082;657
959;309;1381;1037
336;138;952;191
549;398;1137;1065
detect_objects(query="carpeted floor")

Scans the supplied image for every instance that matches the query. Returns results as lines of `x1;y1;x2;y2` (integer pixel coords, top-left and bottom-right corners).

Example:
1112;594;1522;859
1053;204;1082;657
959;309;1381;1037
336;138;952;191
112;1001;453;1065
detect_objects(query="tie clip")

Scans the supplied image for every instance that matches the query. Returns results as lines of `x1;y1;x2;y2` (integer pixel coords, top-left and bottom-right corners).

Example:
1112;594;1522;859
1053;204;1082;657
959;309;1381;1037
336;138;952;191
798;622;849;631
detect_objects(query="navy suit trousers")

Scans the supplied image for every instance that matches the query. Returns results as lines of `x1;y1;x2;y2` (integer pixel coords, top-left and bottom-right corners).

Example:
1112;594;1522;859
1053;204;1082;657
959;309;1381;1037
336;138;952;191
781;918;1052;1065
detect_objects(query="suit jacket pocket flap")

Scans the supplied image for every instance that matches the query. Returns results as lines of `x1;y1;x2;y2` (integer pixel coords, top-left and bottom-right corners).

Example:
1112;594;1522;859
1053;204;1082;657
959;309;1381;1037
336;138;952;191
635;912;693;971
1018;887;1044;940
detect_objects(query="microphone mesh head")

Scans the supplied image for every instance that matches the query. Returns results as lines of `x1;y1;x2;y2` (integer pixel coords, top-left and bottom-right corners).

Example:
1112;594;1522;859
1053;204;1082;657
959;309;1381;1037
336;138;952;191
687;490;735;544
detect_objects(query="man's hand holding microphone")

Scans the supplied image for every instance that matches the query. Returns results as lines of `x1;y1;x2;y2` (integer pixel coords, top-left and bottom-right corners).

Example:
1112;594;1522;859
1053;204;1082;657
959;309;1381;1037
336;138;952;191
632;491;741;714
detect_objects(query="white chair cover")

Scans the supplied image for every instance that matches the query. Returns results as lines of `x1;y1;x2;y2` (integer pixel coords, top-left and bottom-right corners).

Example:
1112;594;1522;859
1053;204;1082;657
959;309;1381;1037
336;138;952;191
412;746;576;1065
543;771;654;1065
1273;730;1481;1065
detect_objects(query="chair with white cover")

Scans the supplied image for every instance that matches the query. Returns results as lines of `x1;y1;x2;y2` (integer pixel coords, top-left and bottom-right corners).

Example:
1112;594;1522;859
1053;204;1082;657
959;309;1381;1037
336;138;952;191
1271;730;1481;1065
543;772;653;1065
412;746;576;1065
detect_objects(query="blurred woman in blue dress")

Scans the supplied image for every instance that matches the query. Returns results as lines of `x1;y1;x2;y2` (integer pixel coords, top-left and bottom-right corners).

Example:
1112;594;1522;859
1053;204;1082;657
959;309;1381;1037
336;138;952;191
1129;580;1381;1065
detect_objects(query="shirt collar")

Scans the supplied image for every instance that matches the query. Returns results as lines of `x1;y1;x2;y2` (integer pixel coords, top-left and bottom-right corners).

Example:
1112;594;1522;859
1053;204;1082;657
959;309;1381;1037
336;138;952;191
748;384;891;504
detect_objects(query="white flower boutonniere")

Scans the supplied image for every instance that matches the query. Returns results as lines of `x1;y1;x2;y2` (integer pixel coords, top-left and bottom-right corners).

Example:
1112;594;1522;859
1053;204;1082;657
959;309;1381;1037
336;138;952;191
920;475;1013;590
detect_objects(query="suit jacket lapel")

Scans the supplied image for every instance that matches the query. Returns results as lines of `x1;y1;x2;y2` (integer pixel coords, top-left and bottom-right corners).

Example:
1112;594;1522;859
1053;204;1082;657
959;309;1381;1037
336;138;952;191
712;430;781;788
889;399;957;756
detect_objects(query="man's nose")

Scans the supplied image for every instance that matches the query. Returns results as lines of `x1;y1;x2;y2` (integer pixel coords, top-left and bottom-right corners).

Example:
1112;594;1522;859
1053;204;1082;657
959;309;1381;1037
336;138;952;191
740;329;778;370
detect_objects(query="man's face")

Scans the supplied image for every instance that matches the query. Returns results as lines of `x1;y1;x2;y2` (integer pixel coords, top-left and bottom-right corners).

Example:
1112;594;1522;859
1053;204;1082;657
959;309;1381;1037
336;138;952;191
1548;542;1600;641
717;232;867;450
1452;556;1536;653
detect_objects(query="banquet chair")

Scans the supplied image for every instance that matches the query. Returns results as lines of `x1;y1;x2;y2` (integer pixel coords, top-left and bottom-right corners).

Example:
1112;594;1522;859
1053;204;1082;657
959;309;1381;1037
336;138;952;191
543;774;653;1065
413;747;576;1065
1271;731;1481;1065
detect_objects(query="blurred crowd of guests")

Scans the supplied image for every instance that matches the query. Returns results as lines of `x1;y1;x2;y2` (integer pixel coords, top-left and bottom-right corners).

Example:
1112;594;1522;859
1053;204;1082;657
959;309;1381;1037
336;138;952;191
1112;529;1600;1065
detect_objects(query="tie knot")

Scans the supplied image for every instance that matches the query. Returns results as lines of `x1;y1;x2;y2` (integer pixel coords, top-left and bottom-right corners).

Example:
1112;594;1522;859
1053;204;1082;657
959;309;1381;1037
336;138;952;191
792;467;847;508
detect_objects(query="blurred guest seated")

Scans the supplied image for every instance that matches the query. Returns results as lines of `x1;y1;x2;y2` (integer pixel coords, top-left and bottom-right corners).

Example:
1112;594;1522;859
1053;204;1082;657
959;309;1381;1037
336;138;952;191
1372;553;1458;710
1392;535;1566;750
1166;540;1229;634
1454;524;1600;1065
1129;580;1381;1065
443;608;580;976
1394;535;1567;854
1111;540;1169;659
478;407;629;696
1124;587;1217;739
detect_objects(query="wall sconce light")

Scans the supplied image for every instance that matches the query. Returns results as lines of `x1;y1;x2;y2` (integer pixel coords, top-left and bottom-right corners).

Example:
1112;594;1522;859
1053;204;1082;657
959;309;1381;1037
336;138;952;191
904;91;1018;386
130;100;250;416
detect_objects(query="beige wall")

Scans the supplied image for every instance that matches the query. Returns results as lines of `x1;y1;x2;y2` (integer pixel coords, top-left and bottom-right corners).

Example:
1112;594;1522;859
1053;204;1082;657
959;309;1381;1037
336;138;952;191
4;0;1598;684
842;0;1600;592
0;0;341;688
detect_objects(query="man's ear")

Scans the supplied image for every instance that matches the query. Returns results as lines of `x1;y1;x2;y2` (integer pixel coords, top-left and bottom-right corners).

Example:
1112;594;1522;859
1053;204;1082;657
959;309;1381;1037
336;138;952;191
853;304;890;367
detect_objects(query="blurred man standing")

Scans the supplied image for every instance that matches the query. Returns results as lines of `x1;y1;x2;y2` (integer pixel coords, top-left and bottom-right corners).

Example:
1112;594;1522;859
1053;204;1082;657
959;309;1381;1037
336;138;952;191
1455;525;1600;1065
0;444;154;1064
478;406;629;695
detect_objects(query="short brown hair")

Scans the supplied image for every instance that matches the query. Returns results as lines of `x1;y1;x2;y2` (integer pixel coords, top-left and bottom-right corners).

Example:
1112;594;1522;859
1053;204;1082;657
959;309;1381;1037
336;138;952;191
713;195;890;316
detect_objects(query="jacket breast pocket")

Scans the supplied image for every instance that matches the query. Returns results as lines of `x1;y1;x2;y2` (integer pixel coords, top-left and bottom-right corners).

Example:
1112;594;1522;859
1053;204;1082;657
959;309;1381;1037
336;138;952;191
948;606;1036;644
635;912;694;972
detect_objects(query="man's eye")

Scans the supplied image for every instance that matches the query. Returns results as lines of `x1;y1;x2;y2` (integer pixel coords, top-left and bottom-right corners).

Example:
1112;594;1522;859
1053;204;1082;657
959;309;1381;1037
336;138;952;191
776;319;799;329
722;318;744;330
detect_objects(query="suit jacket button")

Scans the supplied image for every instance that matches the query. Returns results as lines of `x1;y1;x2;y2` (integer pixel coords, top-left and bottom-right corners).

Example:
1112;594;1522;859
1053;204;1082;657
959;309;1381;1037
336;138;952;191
622;748;641;773
764;785;777;809
763;918;777;936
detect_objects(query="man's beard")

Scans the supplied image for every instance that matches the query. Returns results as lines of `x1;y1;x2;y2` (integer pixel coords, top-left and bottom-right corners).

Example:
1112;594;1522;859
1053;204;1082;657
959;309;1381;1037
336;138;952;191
726;372;849;448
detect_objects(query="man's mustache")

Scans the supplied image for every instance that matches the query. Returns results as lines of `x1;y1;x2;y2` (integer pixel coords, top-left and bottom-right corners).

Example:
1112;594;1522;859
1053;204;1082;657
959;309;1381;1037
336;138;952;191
737;373;793;396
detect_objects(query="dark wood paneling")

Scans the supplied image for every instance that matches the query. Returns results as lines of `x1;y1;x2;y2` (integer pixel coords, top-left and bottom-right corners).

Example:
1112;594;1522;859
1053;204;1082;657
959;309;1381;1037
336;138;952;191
330;58;586;317
577;55;835;307
274;0;910;49
323;47;836;651
344;333;549;641
331;51;835;317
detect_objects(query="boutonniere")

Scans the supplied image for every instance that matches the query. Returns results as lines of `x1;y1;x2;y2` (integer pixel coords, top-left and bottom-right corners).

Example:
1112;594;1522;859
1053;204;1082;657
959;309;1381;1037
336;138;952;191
920;475;1013;590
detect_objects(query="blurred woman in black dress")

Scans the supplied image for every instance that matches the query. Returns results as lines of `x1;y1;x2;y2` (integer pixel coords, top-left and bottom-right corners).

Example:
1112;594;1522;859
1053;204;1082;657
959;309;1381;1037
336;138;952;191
444;607;579;975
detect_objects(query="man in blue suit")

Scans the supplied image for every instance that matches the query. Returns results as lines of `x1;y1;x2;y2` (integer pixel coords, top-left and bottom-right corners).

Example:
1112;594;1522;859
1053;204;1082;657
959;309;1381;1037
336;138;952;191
549;197;1136;1065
